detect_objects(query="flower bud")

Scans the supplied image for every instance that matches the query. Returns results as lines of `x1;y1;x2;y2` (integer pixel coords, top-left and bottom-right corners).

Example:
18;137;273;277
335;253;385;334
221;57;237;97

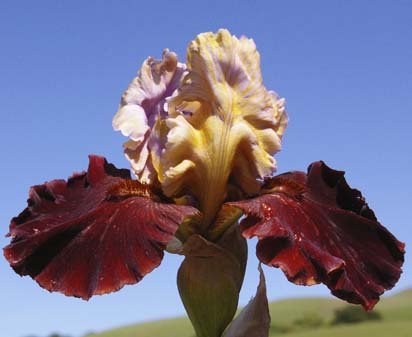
177;228;247;337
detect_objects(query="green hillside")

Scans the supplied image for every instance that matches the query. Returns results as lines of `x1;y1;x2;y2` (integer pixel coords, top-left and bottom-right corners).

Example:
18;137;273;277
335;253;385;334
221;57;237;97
85;289;412;337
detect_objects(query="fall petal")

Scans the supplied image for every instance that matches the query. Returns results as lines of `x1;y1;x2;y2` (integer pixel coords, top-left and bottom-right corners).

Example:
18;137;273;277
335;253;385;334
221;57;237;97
228;161;405;310
113;50;186;183
3;155;197;299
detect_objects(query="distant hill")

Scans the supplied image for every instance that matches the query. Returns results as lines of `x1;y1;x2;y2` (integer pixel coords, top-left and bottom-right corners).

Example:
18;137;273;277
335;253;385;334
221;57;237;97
85;288;412;337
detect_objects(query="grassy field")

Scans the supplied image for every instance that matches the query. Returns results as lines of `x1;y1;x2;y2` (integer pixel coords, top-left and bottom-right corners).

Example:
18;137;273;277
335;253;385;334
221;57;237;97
85;289;412;337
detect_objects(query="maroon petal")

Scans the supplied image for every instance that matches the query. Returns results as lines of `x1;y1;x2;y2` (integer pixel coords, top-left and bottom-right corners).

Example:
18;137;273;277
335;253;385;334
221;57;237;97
229;161;405;310
4;155;198;299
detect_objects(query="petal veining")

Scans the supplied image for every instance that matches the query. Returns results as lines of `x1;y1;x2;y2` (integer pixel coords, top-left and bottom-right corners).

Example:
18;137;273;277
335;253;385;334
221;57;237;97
156;29;287;225
228;161;405;310
3;155;198;299
113;50;186;183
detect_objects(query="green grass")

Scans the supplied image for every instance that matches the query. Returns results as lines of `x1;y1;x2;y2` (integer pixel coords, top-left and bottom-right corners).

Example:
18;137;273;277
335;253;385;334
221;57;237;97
85;317;193;337
283;321;412;337
85;288;412;337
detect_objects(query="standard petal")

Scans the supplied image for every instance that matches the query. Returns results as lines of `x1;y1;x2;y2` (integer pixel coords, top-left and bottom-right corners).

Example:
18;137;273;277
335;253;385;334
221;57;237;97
113;50;186;183
3;155;198;299
158;29;287;225
228;161;405;310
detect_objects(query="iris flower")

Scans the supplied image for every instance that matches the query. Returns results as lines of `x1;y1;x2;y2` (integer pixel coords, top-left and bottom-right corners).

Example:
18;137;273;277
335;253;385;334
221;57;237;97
4;29;404;337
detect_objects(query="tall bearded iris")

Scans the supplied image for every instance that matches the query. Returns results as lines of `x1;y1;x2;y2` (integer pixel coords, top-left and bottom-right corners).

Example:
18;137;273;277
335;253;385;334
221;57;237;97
4;29;404;337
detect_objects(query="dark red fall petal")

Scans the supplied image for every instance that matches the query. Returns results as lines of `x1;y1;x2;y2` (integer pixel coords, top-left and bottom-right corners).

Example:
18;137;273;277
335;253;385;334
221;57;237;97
4;155;198;299
229;161;405;310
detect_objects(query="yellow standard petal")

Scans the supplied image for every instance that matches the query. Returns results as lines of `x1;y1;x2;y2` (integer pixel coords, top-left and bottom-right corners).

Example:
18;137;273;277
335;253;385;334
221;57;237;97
154;29;288;225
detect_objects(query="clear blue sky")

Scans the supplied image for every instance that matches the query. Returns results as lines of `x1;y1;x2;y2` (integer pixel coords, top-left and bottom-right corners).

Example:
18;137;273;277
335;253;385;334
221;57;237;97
1;1;411;337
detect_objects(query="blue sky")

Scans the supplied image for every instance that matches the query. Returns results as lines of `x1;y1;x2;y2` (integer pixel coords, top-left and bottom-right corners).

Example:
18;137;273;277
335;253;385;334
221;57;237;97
1;1;411;337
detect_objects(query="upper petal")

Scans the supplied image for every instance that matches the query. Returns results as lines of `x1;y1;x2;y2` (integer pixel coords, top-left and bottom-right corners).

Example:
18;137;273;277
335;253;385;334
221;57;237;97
3;155;198;299
228;161;405;310
113;50;186;183
156;29;287;225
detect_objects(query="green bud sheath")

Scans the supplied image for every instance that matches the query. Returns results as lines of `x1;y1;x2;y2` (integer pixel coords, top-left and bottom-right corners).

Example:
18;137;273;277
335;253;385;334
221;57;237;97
223;265;270;337
177;228;247;337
